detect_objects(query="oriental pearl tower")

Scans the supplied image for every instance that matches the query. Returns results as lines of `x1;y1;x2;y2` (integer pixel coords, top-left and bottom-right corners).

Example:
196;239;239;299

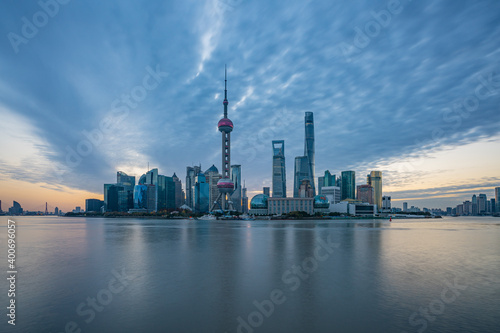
216;66;235;212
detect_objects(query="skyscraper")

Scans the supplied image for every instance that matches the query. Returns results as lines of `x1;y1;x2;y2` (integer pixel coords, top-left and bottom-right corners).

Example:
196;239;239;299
341;171;356;200
367;171;382;211
205;165;221;212
263;187;270;197
272;140;286;198
293;112;316;197
318;170;335;195
472;194;478;215
293;156;309;197
172;173;183;209
194;172;210;213
185;165;201;209
304;112;315;195
495;187;500;212
117;171;135;210
231;164;242;212
216;66;235;211
242;182;249;214
403;202;408;212
356;184;374;204
478;194;487;214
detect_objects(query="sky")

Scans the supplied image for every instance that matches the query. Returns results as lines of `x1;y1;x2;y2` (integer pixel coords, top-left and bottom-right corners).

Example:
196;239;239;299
0;0;499;212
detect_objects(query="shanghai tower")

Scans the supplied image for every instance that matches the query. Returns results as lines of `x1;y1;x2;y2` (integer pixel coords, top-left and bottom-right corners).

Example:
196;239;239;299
293;111;316;197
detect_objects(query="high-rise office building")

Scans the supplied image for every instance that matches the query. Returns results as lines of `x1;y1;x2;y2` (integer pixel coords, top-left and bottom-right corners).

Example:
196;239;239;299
478;194;487;214
491;198;496;214
55;207;59;215
341;171;356;200
86;199;104;212
294;156;309;197
272;140;286;198
8;201;23;215
318;176;324;195
263;187;271;197
231;165;242;212
293;112;316;197
242;182;249;214
367;171;382;212
134;185;148;210
495;187;500;212
172;173;183;209
216;67;235;211
185;165;201;209
403;202;408;212
298;179;314;198
319;170;336;194
471;194;478;215
205;165;221;212
322;186;341;204
104;184;126;212
158;175;176;211
356;184;374;204
194;172;210;213
117;171;135;210
382;196;391;212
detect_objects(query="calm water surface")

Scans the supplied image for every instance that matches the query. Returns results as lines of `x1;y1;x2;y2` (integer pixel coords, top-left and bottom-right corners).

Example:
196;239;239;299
1;216;499;333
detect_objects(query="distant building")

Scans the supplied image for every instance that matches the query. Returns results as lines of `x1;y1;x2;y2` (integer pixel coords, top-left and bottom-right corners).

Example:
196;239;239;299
322;186;341;204
318;170;335;195
478;194;487;214
341;171;356;200
73;206;81;213
382;196;391;212
263;187;270;197
54;207;59;215
172;173;184;209
403;202;408;212
185;165;201;209
367;171;382;212
249;194;269;216
9;201;23;215
86;199;104;212
104;184;126;212
356;184;374;204
242;183;249;214
496;187;500;212
329;201;376;216
205;165;221;212
117;171;135;210
293;112;316;197
471;194;478;215
194;172;209;213
231;165;242;212
491;198;496;214
272;140;286;198
298;179;314;198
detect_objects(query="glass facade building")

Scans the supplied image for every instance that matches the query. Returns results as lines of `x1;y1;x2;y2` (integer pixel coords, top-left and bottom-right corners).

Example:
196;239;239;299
367;171;382;212
194;172;210;213
293;112;316;197
272;140;286;198
341;171;356;200
230;165;242;212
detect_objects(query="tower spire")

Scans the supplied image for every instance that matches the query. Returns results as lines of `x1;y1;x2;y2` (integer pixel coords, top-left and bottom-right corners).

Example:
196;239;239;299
223;64;228;118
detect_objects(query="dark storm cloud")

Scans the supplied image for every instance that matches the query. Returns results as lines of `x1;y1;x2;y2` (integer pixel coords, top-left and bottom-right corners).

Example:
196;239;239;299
0;0;499;197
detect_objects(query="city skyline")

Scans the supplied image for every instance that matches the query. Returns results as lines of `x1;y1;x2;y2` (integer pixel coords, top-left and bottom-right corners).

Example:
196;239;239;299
1;1;500;211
